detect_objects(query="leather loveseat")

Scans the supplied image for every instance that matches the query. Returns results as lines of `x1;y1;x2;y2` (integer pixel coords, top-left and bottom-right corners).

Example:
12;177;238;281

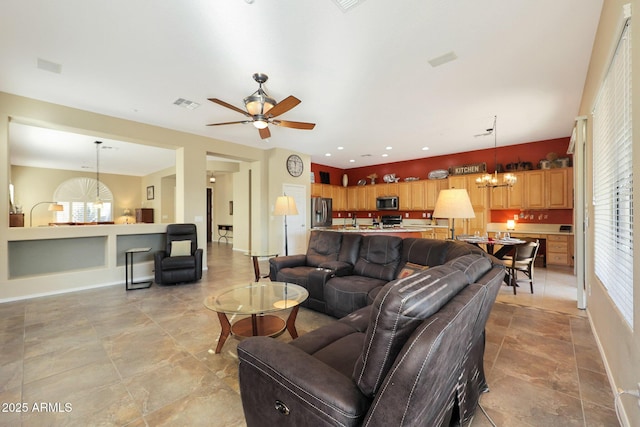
239;253;504;426
270;230;492;318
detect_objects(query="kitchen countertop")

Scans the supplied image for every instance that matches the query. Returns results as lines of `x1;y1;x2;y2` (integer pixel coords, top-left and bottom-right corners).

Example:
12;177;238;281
486;223;574;236
312;225;444;233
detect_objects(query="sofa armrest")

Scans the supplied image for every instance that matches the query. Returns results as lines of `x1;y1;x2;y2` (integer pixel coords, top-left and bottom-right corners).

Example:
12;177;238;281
238;337;369;427
318;260;354;277
269;254;308;280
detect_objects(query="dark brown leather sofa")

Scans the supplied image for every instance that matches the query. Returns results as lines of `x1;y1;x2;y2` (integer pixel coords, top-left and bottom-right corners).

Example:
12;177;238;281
239;253;504;426
270;230;492;317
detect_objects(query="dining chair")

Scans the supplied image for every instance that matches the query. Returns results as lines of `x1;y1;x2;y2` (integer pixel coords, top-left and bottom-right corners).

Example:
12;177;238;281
500;240;540;294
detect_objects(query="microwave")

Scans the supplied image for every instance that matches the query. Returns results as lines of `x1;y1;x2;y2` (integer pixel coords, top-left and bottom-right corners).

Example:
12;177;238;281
376;196;399;210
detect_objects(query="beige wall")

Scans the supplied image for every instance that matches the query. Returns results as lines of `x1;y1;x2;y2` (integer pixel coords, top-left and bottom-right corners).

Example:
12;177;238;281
578;2;639;425
0;91;303;300
11;165;143;226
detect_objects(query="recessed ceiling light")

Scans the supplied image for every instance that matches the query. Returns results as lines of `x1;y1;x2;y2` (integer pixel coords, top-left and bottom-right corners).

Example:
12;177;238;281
422;146;430;151
349;159;355;163
385;146;392;150
173;98;200;110
325;153;331;156
382;153;389;157
337;146;344;150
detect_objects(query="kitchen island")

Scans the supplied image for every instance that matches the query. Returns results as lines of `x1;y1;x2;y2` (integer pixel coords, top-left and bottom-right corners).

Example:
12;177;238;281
312;225;448;239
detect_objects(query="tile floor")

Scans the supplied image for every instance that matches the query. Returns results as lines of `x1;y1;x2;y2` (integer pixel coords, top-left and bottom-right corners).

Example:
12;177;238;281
0;243;618;426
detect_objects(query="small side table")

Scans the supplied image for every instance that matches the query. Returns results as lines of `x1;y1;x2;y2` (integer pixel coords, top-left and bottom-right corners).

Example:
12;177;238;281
245;252;279;281
217;225;233;243
125;247;152;291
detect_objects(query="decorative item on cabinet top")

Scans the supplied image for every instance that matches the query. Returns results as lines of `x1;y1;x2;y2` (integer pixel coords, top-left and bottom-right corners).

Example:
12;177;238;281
428;169;449;180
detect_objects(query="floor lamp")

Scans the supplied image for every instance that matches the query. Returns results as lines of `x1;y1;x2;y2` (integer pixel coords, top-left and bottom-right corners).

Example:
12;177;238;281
432;189;475;240
274;195;299;256
29;202;64;227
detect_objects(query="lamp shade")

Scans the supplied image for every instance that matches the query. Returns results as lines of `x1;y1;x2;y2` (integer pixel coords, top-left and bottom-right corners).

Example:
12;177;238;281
432;189;475;219
274;196;299;216
48;203;64;212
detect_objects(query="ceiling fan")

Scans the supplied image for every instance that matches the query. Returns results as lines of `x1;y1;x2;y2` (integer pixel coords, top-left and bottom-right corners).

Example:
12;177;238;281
207;73;316;140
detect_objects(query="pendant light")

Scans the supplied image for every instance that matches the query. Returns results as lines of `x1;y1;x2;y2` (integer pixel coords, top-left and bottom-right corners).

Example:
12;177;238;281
476;116;517;188
94;140;103;209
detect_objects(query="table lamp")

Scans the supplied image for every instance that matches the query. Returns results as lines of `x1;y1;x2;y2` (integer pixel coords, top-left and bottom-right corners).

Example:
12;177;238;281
274;195;299;255
432;189;475;239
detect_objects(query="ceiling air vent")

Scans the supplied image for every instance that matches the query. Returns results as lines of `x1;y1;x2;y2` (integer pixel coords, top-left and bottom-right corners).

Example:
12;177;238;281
332;0;365;12
173;98;200;110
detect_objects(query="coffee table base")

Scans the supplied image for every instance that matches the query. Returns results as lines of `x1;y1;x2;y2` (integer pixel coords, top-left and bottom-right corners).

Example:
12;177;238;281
214;306;300;354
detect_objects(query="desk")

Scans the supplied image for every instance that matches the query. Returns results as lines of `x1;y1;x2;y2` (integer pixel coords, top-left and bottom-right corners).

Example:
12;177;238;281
125;247;152;290
204;282;308;353
245;252;279;281
217;225;233;243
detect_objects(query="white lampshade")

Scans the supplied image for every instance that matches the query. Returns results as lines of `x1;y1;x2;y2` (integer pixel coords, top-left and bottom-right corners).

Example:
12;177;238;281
432;189;475;219
48;203;64;212
274;196;299;216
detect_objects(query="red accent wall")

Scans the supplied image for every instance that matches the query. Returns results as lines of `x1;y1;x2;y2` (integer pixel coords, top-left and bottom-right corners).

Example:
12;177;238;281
312;137;573;225
327;137;571;185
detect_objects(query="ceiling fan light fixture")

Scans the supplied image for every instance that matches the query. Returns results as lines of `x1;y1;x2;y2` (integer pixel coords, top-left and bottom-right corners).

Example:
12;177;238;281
244;91;276;116
252;119;269;129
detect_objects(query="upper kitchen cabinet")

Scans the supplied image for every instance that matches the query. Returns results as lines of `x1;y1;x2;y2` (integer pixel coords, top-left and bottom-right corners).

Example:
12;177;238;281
546;168;573;208
489;168;572;209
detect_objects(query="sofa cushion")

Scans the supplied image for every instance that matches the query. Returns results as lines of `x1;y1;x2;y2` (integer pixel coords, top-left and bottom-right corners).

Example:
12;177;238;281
446;254;492;284
443;240;488;262
325;276;388;318
306;230;343;267
353;235;403;281
353;265;470;398
400;238;452;268
161;255;196;271
276;265;316;288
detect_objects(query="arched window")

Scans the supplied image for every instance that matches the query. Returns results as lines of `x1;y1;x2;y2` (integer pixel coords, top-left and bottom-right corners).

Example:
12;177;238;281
53;177;114;222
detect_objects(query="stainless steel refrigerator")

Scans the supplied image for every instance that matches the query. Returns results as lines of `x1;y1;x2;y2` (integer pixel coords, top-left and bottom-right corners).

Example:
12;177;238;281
311;197;333;228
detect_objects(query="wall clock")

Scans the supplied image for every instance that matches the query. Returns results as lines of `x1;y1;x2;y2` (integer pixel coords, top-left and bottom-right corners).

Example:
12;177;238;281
286;154;304;177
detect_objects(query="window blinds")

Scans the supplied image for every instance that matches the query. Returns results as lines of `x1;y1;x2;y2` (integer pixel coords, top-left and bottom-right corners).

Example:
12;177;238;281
592;20;633;327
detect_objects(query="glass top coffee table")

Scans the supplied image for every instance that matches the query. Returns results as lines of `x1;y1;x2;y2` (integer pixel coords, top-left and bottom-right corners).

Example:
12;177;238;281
204;282;308;354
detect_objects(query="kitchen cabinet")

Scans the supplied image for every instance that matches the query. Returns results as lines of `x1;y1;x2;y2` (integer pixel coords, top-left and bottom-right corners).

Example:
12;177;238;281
410;181;425;210
311;183;322;198
346;187;358;211
546;234;573;266
547;168;573;208
398;182;411;210
447;174;488;236
489;168;572;209
424;180;444;209
331;186;347;211
376;182;398;197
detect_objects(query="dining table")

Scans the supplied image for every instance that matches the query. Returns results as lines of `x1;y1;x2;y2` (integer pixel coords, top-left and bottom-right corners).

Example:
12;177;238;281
459;236;527;257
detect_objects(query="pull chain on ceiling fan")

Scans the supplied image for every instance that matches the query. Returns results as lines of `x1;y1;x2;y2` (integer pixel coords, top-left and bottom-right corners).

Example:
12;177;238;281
207;73;316;140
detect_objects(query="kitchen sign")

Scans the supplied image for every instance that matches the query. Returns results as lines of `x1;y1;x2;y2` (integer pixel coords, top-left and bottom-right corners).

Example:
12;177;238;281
448;162;487;175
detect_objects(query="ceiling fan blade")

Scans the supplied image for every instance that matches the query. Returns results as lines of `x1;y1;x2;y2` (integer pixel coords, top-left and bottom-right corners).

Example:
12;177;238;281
259;127;271;139
206;121;251;126
272;120;316;130
265;96;301;118
208;98;251;117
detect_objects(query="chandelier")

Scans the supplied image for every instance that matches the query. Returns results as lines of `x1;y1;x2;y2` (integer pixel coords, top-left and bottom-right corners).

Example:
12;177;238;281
476;116;517;188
